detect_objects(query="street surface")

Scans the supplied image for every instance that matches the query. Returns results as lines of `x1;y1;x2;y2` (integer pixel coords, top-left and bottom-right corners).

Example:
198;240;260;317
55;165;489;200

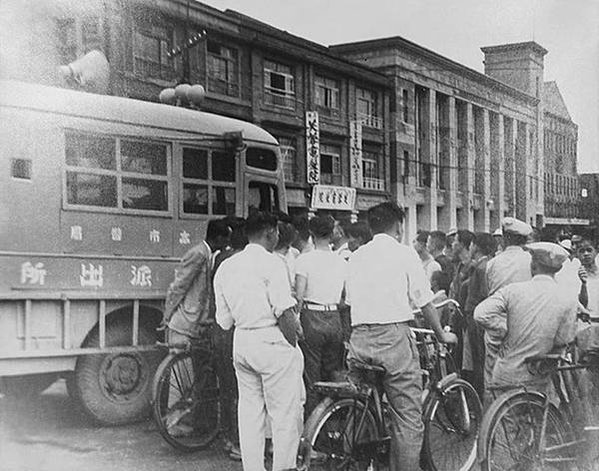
0;380;242;471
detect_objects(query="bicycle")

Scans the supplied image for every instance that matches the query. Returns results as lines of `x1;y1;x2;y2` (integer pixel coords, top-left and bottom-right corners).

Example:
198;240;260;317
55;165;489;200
477;349;599;470
151;332;221;452
299;299;482;471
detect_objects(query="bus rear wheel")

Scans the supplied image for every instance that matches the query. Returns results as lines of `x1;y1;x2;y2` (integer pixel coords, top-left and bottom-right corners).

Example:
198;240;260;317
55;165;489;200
73;320;164;425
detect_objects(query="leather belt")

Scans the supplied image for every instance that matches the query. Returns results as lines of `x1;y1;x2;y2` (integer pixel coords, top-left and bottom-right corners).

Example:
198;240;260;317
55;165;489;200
304;303;339;312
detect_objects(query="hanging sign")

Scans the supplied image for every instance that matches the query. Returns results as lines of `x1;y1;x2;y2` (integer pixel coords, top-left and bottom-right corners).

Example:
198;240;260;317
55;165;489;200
349;119;363;188
311;185;356;211
305;111;320;184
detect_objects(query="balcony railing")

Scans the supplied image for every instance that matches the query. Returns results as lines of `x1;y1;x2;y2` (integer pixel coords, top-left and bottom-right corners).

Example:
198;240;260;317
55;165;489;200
264;89;296;109
356;113;382;129
362;177;385;191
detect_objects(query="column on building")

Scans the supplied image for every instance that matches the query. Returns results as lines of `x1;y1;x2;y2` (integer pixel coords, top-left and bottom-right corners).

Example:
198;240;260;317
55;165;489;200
473;107;491;231
489;112;505;230
504;117;517;217
515;121;529;223
416;87;437;231
457;102;475;231
436;95;457;232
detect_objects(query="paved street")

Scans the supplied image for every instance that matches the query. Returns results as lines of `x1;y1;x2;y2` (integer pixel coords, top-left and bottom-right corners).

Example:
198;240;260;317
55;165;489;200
0;380;242;471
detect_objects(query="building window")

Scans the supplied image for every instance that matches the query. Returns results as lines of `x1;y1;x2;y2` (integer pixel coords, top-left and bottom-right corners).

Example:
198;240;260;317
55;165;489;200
65;133;169;212
320;144;341;185
403;150;410;177
278;137;299;183
133;25;174;81
56;16;103;64
402;89;409;123
362;149;384;191
206;40;239;97
315;75;339;112
182;147;236;216
356;87;381;129
264;60;295;109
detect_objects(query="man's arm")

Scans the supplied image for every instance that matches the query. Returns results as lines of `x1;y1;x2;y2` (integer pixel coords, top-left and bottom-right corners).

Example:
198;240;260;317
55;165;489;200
555;303;578;348
163;246;208;321
474;289;508;340
213;268;234;331
269;256;299;346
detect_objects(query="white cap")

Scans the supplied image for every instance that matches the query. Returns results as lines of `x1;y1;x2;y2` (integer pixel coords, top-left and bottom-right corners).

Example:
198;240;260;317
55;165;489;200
501;217;533;237
559;239;573;252
492;228;503;237
526;242;569;269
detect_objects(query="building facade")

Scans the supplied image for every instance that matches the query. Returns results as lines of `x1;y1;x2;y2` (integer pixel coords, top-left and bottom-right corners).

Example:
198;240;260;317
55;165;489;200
0;0;391;221
1;0;583;238
542;82;586;231
580;173;599;242
331;39;554;237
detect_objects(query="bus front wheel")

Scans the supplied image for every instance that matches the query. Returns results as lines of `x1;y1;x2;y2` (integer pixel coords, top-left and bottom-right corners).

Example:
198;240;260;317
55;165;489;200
73;320;164;425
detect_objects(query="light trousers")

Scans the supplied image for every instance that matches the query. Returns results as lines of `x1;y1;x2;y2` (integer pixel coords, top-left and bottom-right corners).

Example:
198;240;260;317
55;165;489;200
233;326;305;471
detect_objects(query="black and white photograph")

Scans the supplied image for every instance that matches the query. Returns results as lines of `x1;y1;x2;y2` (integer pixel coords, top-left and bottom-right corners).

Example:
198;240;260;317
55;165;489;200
0;0;598;470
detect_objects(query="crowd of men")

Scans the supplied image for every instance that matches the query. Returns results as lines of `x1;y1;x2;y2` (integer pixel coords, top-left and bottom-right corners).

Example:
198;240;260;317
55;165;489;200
161;202;599;471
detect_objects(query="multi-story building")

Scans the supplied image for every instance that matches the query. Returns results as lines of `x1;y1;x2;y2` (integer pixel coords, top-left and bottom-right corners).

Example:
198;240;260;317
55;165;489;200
542;82;587;232
0;0;391;221
580;173;599;241
331;39;551;237
2;0;583;238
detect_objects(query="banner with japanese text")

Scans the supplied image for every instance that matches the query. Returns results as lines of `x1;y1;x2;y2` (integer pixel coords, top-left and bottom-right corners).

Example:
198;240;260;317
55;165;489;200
305;111;320;184
349;119;363;188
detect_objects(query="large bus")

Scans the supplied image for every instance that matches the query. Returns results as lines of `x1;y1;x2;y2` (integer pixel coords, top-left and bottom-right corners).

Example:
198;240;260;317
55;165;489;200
0;80;287;424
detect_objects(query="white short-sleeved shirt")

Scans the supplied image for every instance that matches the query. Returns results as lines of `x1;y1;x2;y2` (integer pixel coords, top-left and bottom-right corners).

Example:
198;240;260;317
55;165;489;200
295;248;346;305
214;244;296;330
346;233;434;325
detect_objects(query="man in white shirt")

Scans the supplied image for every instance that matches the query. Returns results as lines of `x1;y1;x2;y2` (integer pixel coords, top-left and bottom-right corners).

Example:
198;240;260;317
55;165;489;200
295;215;347;416
413;230;442;283
346;202;457;471
214;212;304;471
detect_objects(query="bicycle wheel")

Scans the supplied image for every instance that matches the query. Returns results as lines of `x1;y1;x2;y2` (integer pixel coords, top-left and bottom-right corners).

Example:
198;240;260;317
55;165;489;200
422;377;481;471
152;351;221;452
478;390;576;471
302;396;386;470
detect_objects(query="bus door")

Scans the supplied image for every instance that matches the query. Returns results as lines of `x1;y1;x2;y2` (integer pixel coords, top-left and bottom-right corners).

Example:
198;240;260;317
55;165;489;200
246;178;282;216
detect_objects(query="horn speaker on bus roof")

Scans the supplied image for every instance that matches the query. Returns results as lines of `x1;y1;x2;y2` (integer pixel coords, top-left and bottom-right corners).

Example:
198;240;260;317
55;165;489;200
59;50;109;94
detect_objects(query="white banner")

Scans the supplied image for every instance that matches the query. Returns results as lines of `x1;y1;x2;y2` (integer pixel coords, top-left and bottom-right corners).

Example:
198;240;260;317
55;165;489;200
305;111;320;184
349;119;363;188
311;185;356;211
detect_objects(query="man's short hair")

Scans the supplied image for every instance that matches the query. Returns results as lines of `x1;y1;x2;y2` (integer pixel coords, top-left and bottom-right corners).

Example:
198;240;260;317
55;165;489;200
292;214;310;242
309;215;335;239
222;216;247;250
472;232;496;256
367;202;404;234
503;232;528;247
245;211;278;239
416;230;430;245
275;222;298;250
206;218;232;242
456;230;475;250
428;230;446;252
347;221;372;243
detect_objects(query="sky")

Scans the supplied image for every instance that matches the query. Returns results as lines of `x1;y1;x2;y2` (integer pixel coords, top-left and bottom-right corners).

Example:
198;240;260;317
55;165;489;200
204;0;599;173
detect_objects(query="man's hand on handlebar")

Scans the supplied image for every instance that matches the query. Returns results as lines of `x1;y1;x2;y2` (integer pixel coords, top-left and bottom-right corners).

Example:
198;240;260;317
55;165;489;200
440;331;458;344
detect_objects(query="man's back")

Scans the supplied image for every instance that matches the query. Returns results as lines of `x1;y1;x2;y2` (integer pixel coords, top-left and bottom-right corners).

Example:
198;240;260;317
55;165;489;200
347;234;432;325
486;245;532;294
487;276;577;388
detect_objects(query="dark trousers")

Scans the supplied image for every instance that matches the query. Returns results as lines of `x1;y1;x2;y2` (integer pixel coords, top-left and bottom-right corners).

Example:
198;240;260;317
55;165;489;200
212;325;238;445
465;315;486;398
299;309;344;417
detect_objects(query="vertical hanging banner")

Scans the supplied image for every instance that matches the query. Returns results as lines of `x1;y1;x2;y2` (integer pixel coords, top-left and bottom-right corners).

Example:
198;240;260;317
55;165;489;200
306;111;320;184
349;119;363;187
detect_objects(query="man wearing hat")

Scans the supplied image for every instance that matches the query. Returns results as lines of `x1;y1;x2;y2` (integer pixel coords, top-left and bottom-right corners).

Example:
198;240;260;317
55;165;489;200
482;217;533;394
474;242;577;392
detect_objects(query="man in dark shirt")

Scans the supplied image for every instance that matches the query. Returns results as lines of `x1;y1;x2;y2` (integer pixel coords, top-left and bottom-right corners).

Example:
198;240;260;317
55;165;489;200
427;230;453;293
462;232;496;396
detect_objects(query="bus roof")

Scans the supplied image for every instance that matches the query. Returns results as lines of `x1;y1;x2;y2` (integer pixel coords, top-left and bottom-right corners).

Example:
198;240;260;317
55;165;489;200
0;80;278;146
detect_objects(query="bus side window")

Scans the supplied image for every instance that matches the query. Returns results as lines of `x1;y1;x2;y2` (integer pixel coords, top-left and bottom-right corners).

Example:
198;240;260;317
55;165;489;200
248;181;279;214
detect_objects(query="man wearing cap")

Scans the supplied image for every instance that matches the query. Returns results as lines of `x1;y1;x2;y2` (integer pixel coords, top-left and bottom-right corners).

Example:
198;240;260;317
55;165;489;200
482;217;533;394
474;242;577;392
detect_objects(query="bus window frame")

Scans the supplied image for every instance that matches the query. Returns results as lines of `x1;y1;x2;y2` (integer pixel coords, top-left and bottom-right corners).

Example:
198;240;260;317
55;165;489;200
178;143;240;220
61;129;174;218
